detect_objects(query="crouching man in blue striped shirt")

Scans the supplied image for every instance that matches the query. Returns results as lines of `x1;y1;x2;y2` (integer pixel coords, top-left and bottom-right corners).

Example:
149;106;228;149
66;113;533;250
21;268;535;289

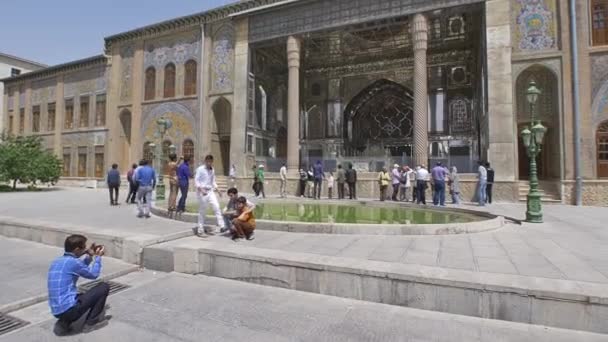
47;234;109;334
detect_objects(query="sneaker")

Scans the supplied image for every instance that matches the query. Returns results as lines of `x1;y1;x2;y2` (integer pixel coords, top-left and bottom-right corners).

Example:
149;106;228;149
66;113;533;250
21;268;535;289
220;227;228;233
137;213;144;218
246;232;255;241
232;237;244;242
144;214;151;219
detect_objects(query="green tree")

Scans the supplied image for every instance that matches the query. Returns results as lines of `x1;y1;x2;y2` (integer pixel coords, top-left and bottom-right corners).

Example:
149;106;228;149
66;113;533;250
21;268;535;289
0;134;62;190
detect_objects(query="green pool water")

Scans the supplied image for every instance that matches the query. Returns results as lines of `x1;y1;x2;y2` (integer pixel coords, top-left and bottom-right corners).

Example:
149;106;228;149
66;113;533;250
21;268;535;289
189;202;483;225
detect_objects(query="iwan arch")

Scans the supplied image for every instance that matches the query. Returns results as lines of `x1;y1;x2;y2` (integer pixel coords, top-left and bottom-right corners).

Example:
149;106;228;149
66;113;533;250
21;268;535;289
2;0;608;205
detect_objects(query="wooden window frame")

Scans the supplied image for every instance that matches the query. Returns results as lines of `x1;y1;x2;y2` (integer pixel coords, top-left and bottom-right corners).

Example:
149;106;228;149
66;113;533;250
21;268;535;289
95;94;106;127
47;103;56;131
164;63;176;98
32;105;41;133
79;96;89;128
64;99;74;130
592;0;608;46
145;67;156;101
184;60;197;96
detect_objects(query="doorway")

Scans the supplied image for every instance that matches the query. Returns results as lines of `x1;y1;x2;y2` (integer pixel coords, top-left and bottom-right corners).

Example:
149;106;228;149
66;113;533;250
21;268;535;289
211;98;231;176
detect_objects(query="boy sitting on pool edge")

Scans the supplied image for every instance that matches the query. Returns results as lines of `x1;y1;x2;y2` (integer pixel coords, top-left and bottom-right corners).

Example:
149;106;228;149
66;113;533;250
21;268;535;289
231;196;256;242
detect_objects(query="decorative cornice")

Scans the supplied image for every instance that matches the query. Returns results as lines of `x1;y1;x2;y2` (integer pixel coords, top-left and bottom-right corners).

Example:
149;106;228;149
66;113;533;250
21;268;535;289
103;0;290;52
1;55;107;84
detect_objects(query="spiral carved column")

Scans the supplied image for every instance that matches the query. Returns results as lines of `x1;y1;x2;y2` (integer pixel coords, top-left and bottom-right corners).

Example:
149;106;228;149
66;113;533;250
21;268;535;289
287;36;301;172
411;14;429;167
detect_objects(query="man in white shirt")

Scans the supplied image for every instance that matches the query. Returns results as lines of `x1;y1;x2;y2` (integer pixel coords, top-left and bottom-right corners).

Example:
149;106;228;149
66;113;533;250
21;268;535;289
415;165;429;205
194;155;224;236
279;163;287;198
477;161;487;206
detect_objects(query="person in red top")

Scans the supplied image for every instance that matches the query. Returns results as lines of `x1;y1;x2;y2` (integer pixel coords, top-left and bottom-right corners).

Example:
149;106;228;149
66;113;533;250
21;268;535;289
231;196;256;242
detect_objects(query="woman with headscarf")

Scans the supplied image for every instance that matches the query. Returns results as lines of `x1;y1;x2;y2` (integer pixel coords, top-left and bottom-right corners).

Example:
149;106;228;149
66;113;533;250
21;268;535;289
449;166;461;205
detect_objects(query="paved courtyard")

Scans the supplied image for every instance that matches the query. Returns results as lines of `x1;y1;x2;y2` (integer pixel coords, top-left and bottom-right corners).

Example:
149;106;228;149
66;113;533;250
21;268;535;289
2;188;604;284
2;263;605;341
1;187;608;339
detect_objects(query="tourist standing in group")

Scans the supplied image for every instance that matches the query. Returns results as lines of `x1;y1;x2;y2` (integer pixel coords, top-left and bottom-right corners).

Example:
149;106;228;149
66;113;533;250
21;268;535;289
431;162;449;206
449;166;461;205
279;163;287;198
298;168;307;197
378;167;391;201
48;235;109;334
106;164;121;206
231;196;256;242
415;165;429;205
327;172;335;199
252;165;259;197
194;155;225;236
477;161;487;206
135;160;156;218
313;160;324;199
336;164;346;199
485;162;495;204
306;166;314;198
400;165;413;201
176;156;191;214
125;163;138;204
222;187;255;233
346;163;357;200
256;165;266;199
391;164;401;201
167;154;179;216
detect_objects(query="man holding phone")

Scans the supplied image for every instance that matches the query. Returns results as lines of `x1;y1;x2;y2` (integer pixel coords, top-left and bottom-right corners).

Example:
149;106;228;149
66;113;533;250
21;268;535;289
47;234;110;334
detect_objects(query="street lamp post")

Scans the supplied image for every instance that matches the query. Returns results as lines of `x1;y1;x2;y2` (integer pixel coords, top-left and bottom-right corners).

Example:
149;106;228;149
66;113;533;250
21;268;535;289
520;81;547;223
154;117;172;201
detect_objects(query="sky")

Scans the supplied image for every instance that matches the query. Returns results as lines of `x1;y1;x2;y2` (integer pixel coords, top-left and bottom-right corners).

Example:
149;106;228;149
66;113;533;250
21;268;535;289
0;0;237;66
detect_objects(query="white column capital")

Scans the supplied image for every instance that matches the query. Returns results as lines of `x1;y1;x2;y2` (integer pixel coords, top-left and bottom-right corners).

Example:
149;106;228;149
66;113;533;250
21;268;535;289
287;36;301;69
411;13;428;51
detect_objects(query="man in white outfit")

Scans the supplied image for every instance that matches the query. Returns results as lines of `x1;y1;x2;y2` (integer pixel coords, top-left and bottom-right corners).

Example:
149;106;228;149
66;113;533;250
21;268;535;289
194;155;225;236
279;163;287;198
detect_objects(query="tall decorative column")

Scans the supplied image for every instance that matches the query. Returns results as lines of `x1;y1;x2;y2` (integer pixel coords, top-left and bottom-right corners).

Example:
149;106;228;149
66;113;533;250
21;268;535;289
130;40;145;163
287;35;301;172
411;14;429;167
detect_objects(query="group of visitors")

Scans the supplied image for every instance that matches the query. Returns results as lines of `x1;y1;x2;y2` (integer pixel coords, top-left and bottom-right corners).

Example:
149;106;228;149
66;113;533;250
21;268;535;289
295;162;358;200
477;161;495;206
375;162;464;206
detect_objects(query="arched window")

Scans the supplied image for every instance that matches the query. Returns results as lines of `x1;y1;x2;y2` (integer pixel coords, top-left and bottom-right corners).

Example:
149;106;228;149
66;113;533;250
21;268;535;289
143;142;154;164
184;60;197;96
182;139;195;173
145;67;156;100
164;63;176;98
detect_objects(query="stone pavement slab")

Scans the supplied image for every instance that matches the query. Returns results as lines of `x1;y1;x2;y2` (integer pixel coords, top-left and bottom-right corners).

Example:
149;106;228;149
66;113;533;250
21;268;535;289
3;272;606;342
0;236;137;312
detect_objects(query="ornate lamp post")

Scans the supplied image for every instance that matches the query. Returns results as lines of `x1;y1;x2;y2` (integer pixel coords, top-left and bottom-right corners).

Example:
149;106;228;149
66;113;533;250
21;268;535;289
520;81;547;223
154;117;172;201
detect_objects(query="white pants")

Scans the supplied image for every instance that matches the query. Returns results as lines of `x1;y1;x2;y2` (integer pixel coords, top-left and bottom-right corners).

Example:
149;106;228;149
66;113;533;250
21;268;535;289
197;191;224;232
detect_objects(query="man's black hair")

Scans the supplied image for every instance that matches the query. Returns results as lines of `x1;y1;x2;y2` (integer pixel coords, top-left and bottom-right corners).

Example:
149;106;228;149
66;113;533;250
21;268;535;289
132;163;138;169
64;234;87;253
169;153;177;162
227;187;238;195
112;163;118;169
205;155;214;161
236;196;247;204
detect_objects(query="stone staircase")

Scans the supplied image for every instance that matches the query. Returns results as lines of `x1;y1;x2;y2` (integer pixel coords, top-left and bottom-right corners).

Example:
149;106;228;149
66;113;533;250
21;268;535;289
215;175;229;193
518;181;562;203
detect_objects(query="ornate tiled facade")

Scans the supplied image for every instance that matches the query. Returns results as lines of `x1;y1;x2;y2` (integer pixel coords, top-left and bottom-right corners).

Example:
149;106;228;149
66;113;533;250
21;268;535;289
2;0;607;205
512;0;558;52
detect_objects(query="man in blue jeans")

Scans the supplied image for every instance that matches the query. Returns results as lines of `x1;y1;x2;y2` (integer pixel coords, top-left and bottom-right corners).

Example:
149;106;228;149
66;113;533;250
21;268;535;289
313;160;324;199
177;157;191;213
135;159;156;218
48;234;109;334
431;162;448;206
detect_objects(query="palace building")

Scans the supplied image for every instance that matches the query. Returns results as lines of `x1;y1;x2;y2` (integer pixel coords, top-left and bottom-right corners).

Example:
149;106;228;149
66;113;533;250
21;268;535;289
2;0;608;205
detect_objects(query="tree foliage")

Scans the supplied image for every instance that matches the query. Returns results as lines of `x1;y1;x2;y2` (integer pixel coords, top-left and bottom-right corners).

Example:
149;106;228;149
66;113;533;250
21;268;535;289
0;133;62;189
